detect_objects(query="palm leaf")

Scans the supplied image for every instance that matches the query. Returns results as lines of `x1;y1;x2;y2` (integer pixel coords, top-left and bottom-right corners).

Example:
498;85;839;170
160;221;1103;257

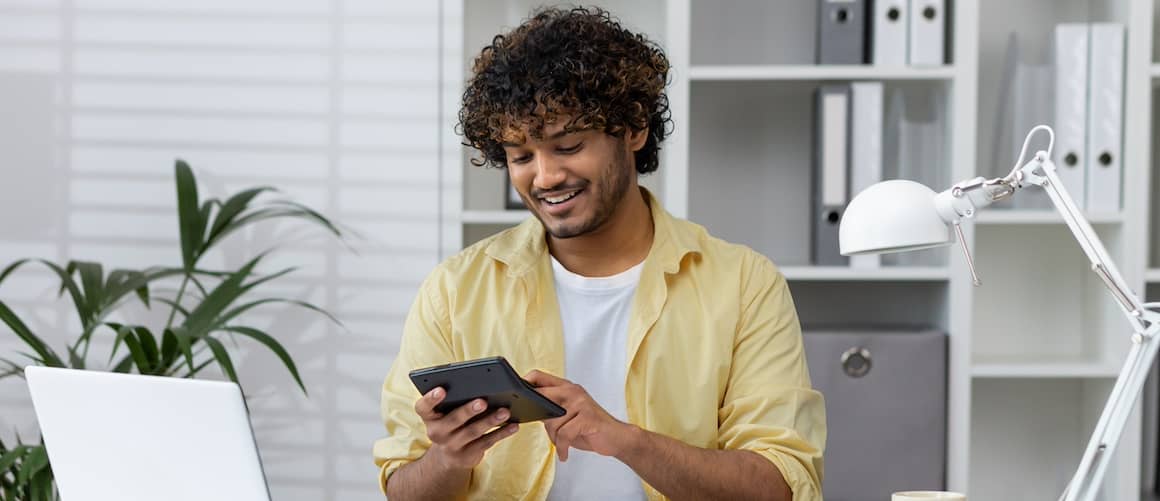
0;301;63;368
170;326;196;372
202;336;238;384
133;327;160;373
213;298;341;335
182;357;215;378
15;446;45;485
118;328;150;374
0;358;23;379
215;203;347;253
1;259;90;331
180;254;266;337
65;346;84;370
104;269;152;310
220;326;306;394
160;329;179;369
151;297;191;318
69;261;105;319
267;200;344;237
110;355;134;374
175;160;202;270
0;446;25;474
204;187;277;248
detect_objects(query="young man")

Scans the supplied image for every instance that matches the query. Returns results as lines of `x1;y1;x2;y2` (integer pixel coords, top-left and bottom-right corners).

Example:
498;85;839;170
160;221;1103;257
374;7;825;500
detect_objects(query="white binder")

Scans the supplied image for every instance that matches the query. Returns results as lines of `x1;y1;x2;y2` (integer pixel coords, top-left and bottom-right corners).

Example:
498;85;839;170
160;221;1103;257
872;0;908;66
908;0;944;66
850;82;883;269
1085;23;1124;213
1052;23;1089;209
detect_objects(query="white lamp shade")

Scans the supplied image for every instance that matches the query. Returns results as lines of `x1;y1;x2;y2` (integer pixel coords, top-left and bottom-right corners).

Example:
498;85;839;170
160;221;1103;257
839;179;955;256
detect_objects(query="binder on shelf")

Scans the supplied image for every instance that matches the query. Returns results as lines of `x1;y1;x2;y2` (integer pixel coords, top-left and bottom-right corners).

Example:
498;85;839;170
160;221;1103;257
817;0;867;64
1085;23;1124;213
813;84;851;266
850;82;883;269
1052;23;1089;209
871;0;908;66
907;0;945;66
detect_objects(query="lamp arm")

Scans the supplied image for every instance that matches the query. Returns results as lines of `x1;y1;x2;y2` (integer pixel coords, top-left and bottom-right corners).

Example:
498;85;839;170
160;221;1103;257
1011;151;1159;501
1019;153;1148;326
934;146;1160;501
1016;152;1160;501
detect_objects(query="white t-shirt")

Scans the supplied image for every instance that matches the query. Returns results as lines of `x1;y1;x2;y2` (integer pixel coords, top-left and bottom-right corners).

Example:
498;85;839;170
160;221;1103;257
545;256;647;501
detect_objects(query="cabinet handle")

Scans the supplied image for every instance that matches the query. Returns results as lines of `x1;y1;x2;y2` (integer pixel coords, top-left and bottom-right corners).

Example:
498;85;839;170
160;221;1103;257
841;346;872;378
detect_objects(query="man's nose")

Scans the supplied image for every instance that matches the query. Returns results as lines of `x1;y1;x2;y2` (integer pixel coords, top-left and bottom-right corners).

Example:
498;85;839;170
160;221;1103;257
533;154;566;190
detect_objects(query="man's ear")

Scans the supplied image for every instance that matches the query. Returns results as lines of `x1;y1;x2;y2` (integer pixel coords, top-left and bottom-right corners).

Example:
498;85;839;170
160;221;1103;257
626;126;649;153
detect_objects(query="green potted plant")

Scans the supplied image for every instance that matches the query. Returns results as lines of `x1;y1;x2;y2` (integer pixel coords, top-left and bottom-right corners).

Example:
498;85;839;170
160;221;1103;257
0;160;348;500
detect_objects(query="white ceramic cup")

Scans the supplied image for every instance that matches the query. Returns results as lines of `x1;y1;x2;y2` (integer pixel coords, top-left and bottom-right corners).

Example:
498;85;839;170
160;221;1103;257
892;491;967;501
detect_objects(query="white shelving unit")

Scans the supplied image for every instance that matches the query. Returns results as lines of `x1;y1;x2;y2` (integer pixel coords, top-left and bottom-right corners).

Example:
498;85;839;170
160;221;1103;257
444;0;1158;499
972;361;1122;378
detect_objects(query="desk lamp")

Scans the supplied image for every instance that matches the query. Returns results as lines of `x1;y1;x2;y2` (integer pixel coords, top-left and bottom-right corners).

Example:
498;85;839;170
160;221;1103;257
839;125;1160;501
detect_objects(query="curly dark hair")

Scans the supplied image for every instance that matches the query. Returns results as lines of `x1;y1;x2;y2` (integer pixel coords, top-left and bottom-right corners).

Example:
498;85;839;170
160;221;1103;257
458;6;672;175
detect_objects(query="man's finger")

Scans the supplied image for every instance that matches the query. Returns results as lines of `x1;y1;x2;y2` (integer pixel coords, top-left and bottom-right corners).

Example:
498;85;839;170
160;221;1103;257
524;369;568;387
450;407;511;450
467;423;519;455
543;408;576;449
414;386;446;421
533;385;574;411
554;415;584;462
445;398;490;430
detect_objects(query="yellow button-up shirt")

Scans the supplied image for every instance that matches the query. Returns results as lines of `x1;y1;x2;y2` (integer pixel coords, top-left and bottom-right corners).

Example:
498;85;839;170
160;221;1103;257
374;190;826;500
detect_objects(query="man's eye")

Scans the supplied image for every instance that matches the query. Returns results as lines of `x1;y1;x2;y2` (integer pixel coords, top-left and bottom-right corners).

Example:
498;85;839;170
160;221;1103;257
558;143;582;154
510;154;532;164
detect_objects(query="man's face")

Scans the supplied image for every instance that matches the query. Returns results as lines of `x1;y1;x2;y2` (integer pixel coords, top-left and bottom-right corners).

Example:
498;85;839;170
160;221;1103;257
503;119;641;239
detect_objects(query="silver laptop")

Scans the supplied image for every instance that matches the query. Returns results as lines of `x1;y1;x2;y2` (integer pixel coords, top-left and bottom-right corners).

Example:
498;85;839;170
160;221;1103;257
25;366;271;501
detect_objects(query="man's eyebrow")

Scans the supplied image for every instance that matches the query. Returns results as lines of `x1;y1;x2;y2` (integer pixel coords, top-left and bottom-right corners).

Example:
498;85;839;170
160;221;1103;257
501;129;575;147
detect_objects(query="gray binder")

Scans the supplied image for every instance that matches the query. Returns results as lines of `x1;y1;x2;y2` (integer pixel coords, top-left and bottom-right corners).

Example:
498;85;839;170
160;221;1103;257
812;84;851;266
803;327;947;501
817;0;867;64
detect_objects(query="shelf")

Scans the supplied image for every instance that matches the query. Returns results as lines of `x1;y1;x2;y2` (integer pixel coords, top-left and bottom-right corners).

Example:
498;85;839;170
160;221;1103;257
689;65;957;81
972;210;1124;225
779;266;951;281
972;361;1120;378
461;210;529;224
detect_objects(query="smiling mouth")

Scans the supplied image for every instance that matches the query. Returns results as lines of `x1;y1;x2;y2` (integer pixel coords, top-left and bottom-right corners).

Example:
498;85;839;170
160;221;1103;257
540;189;582;205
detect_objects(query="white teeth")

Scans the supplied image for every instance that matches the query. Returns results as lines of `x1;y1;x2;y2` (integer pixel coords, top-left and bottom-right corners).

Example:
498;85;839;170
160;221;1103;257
544;191;579;204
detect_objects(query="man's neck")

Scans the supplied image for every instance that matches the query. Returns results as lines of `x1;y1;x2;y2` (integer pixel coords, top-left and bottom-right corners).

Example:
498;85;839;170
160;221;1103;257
547;188;654;278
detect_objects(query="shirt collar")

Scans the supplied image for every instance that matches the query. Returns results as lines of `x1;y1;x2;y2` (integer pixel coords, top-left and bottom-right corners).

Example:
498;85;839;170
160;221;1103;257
484;187;702;277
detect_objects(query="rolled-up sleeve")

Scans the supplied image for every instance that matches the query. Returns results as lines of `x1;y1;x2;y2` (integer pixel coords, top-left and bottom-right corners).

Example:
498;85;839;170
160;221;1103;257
372;271;456;495
717;258;826;500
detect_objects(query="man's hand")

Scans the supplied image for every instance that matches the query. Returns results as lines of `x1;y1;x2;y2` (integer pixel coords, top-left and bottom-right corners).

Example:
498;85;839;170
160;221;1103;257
415;387;519;470
525;370;636;461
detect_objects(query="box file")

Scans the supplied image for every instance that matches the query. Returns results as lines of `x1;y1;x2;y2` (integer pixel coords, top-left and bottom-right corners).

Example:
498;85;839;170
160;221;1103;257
871;0;908;66
1085;23;1124;213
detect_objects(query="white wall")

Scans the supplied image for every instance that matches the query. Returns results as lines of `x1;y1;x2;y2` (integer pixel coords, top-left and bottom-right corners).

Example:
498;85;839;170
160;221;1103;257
0;1;445;499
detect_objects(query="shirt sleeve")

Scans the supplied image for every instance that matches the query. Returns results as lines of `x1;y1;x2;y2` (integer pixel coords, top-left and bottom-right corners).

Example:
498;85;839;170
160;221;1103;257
716;255;827;501
372;270;457;495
